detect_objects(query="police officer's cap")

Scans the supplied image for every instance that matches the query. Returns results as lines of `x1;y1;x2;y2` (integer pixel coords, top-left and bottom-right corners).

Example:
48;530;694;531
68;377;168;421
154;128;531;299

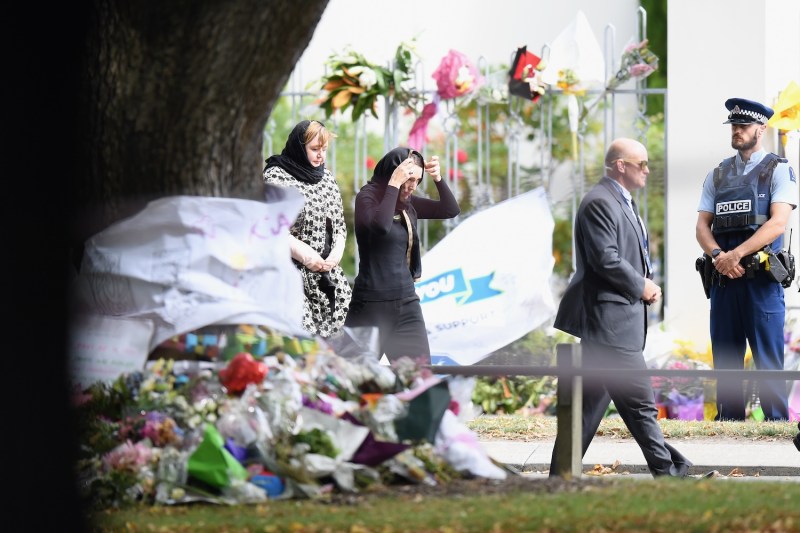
723;97;774;125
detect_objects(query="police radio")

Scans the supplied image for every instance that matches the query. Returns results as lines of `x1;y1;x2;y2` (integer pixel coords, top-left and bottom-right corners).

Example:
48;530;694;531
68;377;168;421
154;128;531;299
773;228;796;289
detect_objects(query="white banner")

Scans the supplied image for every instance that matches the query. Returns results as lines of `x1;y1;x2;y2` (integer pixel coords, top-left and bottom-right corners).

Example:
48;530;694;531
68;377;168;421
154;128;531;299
416;187;556;365
71;192;307;353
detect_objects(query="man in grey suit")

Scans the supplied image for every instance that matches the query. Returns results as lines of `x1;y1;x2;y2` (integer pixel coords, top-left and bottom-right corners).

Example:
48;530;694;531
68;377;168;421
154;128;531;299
549;138;693;478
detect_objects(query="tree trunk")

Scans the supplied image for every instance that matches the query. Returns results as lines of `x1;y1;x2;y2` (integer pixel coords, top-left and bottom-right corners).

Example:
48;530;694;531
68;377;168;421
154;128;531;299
72;0;329;249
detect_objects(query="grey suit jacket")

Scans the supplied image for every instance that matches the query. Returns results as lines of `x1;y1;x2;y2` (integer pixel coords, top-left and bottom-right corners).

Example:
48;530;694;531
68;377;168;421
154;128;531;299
554;177;650;351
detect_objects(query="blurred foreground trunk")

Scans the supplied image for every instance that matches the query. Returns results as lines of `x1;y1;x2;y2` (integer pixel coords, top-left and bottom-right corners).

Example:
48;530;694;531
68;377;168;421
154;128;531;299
72;0;329;257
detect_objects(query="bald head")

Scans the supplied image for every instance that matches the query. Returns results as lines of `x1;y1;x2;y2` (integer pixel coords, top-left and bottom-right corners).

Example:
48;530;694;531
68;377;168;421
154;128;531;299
604;138;650;192
605;138;646;167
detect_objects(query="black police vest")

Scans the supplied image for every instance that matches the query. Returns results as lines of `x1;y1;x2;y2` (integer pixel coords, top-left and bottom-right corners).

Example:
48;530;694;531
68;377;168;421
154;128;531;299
712;153;784;251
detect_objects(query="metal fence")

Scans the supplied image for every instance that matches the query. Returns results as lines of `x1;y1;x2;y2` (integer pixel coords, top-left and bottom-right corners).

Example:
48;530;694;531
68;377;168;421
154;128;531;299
266;8;666;272
430;343;800;479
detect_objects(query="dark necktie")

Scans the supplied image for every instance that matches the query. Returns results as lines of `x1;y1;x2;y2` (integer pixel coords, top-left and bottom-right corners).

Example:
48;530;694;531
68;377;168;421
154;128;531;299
630;198;653;276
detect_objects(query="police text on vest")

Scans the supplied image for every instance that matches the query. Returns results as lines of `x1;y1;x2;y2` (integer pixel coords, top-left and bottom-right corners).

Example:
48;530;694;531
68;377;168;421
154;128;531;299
716;200;751;214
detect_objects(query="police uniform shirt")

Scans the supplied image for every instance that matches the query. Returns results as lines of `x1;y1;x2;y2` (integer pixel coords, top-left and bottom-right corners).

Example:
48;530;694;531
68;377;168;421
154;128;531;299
697;148;798;214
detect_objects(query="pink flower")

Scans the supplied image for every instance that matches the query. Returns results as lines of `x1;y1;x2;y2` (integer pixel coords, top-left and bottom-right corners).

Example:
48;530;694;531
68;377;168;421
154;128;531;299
629;63;655;78
366;157;376;170
407;101;438;151
431;50;483;100
456;149;468;164
624;41;642;54
103;440;153;473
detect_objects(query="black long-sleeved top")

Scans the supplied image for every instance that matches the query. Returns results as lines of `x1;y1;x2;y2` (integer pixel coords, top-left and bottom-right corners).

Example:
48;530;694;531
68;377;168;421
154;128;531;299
351;148;460;301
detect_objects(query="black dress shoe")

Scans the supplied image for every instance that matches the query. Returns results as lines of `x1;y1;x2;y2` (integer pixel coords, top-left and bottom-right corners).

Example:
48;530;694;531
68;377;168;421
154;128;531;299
691;470;721;480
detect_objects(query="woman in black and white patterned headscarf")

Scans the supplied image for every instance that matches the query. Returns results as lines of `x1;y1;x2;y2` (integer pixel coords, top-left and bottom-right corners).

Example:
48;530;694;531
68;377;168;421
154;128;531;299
263;120;352;338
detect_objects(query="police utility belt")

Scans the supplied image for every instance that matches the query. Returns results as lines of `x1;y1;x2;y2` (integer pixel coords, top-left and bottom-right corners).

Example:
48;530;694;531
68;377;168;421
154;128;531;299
695;247;796;299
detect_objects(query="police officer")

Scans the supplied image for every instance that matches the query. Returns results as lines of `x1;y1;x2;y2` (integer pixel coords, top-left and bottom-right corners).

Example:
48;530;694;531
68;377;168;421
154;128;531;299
695;97;798;421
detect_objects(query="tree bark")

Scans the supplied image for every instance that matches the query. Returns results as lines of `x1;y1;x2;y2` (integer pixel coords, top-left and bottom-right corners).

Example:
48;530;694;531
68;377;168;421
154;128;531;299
72;0;329;250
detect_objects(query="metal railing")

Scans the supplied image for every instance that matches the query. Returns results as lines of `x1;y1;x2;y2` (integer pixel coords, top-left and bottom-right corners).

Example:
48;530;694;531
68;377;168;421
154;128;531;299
430;343;800;479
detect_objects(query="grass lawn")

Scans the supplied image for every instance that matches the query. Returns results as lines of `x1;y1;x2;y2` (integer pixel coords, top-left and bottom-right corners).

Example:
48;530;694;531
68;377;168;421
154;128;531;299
89;479;800;532
88;416;800;532
466;413;800;440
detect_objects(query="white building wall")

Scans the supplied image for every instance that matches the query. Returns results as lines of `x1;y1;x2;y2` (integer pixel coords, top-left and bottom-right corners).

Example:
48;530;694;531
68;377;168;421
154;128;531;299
666;0;800;350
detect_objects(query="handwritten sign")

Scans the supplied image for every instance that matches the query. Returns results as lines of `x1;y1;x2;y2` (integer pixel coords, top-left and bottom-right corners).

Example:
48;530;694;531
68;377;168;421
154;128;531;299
69;314;154;389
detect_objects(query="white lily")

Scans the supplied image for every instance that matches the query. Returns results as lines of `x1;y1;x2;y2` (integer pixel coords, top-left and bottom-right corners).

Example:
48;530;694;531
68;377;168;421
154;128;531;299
357;67;377;90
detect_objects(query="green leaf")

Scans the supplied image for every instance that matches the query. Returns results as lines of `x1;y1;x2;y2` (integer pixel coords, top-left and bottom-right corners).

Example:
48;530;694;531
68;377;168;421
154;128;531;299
351;95;368;122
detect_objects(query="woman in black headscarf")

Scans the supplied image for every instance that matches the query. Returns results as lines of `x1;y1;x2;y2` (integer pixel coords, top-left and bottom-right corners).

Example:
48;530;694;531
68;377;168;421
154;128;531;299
264;120;352;338
345;147;460;363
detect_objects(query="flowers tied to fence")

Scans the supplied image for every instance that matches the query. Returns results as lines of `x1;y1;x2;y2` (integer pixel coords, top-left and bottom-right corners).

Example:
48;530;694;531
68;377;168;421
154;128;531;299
579;38;660;123
607;38;659;90
316;41;421;122
408;49;483;151
507;46;548;102
431;49;484;101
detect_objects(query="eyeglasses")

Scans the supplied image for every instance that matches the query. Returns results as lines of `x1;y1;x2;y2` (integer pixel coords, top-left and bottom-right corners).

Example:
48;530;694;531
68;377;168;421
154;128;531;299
616;158;649;170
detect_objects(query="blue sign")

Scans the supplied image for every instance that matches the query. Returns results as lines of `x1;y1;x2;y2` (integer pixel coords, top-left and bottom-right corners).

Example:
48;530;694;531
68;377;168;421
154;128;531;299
416;268;503;305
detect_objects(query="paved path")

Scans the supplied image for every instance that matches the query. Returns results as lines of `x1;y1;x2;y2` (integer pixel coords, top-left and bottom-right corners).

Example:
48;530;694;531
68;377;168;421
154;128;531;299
480;437;800;480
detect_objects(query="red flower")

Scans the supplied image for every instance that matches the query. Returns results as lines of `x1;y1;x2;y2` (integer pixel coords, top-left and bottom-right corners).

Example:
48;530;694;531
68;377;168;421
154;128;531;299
456;149;468;164
448;168;464;180
366;157;376;170
218;352;268;395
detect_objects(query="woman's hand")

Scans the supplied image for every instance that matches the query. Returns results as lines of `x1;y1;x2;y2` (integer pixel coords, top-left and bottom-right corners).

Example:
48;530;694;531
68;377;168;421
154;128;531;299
319;258;337;272
389;157;418;188
303;254;327;272
425;155;441;182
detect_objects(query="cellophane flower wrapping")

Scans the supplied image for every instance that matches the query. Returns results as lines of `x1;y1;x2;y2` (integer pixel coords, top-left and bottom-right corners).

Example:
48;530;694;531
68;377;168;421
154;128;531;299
607;38;659;90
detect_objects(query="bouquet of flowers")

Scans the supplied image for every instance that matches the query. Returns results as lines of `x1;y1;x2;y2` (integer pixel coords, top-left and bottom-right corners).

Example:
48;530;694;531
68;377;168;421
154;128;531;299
316;40;421;122
507;46;547;103
407;49;483;150
651;354;709;420
579;38;660;123
431;49;483;101
607;38;659;90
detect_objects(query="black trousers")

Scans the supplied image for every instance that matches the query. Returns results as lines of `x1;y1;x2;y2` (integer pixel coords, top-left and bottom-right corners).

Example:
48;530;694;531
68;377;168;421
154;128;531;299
549;340;692;478
344;295;430;364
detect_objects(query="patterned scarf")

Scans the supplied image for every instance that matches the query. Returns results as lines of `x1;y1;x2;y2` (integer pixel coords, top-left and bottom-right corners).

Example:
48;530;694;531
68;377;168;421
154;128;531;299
263;120;325;185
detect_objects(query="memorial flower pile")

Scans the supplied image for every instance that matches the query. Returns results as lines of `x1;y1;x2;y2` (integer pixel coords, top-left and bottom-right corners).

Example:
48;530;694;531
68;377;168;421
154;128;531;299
650;344;709;421
75;326;504;510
